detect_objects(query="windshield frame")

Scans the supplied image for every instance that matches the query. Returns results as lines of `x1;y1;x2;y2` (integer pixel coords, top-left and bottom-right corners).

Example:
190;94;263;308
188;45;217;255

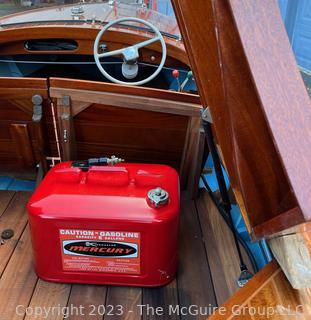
0;1;180;38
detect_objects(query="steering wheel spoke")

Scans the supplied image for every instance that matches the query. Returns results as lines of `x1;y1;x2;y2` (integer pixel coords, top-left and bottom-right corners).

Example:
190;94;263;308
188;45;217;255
135;36;161;49
93;17;167;86
97;48;125;59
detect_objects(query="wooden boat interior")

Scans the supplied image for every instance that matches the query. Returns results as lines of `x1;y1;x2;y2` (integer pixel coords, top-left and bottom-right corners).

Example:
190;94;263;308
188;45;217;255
0;1;310;319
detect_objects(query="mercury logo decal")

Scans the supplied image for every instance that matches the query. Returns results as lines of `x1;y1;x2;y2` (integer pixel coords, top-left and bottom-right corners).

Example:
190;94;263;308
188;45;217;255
63;240;138;258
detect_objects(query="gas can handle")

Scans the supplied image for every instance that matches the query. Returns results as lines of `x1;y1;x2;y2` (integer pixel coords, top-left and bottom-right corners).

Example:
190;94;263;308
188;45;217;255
88;166;128;173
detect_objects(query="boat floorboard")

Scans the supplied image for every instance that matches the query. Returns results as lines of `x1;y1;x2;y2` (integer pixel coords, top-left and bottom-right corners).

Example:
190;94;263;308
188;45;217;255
0;190;250;320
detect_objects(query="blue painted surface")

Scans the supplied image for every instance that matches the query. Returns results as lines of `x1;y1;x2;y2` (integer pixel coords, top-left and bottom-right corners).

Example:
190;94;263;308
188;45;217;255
0;176;15;190
0;176;35;191
278;0;311;71
201;155;272;271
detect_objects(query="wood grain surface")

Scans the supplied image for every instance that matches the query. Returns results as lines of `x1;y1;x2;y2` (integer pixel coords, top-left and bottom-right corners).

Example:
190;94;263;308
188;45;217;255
172;0;311;237
0;78;50;171
209;261;311;319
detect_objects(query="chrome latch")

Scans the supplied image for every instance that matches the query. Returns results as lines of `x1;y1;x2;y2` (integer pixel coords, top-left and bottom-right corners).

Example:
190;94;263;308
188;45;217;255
32;94;43;122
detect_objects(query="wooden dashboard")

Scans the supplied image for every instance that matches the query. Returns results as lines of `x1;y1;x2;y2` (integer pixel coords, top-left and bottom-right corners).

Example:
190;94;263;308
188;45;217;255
0;25;189;69
0;6;201;196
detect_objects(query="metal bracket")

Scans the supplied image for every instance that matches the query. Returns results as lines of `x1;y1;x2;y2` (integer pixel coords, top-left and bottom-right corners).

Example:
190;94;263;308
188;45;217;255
63;129;68;143
32;95;43;122
201;107;213;123
60;96;71;121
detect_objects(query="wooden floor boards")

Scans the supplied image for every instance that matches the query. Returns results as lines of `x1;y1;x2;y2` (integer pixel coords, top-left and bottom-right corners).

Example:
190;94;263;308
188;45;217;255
67;285;107;320
25;279;71;320
142;280;179;320
0;225;37;320
0;192;30;276
0;190;15;215
177;198;217;318
0;190;245;319
196;190;253;305
105;286;141;320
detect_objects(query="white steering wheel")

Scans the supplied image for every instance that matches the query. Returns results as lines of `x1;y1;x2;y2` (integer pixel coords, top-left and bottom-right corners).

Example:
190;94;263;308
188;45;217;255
94;17;167;86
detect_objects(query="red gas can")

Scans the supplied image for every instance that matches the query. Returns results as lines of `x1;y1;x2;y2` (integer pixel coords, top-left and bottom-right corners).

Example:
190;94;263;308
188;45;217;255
27;160;179;287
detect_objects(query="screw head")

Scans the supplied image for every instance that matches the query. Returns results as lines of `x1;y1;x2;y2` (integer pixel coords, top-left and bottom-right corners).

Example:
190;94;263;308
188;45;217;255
1;229;14;240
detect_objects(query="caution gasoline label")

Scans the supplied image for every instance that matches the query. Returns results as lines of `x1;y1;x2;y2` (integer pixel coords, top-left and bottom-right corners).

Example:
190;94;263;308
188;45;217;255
60;229;140;274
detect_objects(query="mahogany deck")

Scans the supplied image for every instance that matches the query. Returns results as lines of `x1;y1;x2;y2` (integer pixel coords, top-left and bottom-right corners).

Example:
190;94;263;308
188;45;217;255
0;190;247;319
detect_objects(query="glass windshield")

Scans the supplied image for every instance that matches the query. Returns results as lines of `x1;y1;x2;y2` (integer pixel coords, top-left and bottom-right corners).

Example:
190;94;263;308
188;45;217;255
0;0;180;38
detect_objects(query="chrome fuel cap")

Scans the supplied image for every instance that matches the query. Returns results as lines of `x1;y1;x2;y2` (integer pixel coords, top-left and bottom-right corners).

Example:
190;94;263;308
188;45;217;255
147;187;169;207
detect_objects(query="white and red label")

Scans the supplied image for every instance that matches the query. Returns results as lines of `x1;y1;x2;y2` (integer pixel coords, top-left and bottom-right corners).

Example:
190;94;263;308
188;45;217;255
60;229;140;274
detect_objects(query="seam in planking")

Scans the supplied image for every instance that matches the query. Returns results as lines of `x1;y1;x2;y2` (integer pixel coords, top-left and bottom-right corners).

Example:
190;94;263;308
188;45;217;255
102;285;109;320
62;283;73;320
0;191;16;218
193;198;219;308
23;276;39;320
0;221;29;279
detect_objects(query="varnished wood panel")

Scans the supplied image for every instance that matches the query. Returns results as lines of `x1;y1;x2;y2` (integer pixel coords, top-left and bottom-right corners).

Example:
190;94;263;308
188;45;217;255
209;261;311;319
0;26;188;67
76;142;181;170
0;78;50;171
51;88;201;117
0;78;48;90
229;0;311;222
172;0;311;237
50;78;196;178
56;96;77;161
73;104;187;171
10;123;35;169
49;78;200;105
